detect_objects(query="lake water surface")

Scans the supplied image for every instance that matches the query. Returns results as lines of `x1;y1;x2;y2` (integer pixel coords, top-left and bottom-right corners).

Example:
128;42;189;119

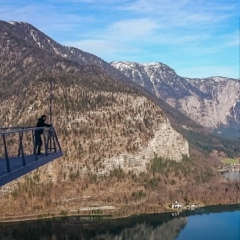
176;209;239;240
224;171;240;181
0;204;239;240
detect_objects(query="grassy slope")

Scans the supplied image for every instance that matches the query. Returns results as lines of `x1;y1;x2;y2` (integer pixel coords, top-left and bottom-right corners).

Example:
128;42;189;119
222;158;239;164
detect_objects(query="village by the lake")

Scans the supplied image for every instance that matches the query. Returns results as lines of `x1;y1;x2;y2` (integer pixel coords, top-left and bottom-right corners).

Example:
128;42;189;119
219;158;240;172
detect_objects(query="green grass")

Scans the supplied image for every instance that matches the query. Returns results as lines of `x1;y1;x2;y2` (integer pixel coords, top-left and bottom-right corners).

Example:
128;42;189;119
222;158;239;165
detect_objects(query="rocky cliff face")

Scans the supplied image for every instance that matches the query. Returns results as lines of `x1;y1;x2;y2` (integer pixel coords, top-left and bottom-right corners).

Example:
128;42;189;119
111;61;240;139
98;114;189;175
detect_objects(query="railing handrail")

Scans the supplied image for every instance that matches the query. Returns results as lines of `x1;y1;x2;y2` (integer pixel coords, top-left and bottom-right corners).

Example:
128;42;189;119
0;126;35;130
0;126;53;136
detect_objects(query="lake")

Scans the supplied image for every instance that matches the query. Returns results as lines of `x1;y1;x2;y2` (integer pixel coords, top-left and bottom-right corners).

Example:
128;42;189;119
224;171;240;181
0;204;239;240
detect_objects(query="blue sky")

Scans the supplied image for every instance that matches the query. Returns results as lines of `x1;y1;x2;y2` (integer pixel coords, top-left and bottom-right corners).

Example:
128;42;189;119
1;0;239;78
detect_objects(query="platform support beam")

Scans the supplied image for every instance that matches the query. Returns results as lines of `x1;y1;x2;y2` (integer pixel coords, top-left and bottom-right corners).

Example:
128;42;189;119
2;134;10;173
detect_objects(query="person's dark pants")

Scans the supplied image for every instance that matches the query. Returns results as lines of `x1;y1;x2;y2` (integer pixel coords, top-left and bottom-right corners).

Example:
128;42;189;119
35;132;43;154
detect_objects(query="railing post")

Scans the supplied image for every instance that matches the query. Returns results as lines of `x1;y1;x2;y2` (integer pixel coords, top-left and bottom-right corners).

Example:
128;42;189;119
47;128;57;153
19;129;26;166
52;129;57;152
53;128;61;151
2;134;10;173
17;135;21;157
47;128;51;152
32;129;38;161
49;128;52;152
43;129;48;156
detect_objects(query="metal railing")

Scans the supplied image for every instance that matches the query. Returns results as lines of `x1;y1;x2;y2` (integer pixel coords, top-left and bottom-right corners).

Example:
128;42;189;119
0;126;62;174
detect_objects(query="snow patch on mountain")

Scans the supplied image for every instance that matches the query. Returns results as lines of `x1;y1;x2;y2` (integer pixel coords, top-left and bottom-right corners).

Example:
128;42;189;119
111;61;240;136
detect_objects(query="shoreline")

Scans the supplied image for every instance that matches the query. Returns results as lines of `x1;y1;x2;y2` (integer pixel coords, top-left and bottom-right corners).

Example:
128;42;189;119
0;202;239;224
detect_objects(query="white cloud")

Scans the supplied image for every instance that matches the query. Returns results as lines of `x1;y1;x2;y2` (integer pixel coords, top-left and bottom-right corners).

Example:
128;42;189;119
121;0;238;28
65;18;159;56
219;31;239;47
106;18;159;40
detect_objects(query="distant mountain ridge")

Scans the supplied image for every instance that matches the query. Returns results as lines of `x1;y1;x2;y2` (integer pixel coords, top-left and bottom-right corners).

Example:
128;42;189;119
111;61;240;139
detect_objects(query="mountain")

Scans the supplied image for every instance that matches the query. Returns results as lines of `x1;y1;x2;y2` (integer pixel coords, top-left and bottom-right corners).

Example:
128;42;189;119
0;20;187;189
0;20;188;164
1;20;228;158
0;20;239;220
110;61;240;139
1;21;133;84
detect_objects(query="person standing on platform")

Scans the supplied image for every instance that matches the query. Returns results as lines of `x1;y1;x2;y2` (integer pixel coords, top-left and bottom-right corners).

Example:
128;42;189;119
35;115;51;155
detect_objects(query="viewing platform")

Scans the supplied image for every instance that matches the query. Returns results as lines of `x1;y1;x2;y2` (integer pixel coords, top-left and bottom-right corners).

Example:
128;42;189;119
0;126;63;187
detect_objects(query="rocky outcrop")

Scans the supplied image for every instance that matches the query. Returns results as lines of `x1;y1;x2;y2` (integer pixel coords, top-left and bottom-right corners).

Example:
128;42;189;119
111;61;240;138
179;77;240;129
99;119;189;175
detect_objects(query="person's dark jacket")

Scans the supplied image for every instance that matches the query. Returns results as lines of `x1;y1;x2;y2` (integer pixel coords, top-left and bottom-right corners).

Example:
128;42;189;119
36;117;51;135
